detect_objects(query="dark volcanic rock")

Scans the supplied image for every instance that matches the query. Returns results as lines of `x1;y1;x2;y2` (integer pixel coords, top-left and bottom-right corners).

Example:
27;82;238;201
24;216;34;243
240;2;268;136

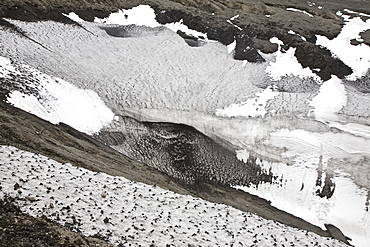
234;33;265;62
176;30;207;47
325;224;351;245
252;38;279;54
360;29;370;46
153;7;235;46
294;42;353;80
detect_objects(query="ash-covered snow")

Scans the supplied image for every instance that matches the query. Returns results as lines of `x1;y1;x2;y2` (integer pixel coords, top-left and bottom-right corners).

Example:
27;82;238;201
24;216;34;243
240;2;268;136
0;145;349;247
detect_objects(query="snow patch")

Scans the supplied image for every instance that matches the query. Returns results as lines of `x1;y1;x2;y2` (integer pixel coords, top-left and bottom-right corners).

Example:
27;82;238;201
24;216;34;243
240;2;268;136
215;86;279;118
0;56;17;78
227;14;243;31
286;8;314;17
91;5;207;40
309;76;347;121
4;58;114;134
62;12;85;23
164;20;207;40
94;5;160;28
288;30;307;41
266;37;320;80
316;10;370;80
227;40;236;53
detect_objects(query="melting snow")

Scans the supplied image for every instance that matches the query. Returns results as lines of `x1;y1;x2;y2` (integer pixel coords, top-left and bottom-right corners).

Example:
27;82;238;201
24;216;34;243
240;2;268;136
215;86;279;118
235;150;370;247
93;5;160;28
0;145;349;247
90;5;207;40
266;37;320;80
227;40;236;53
308;76;347;121
62;12;85;23
286;8;314;18
3;57;114;135
0;56;17;78
316;10;370;80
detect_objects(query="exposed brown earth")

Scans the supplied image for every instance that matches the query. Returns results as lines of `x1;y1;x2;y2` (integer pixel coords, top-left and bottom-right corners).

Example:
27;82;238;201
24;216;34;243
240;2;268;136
0;196;114;247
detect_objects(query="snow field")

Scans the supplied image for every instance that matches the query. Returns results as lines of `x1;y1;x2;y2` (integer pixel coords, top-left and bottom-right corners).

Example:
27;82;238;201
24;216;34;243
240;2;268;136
0;145;349;246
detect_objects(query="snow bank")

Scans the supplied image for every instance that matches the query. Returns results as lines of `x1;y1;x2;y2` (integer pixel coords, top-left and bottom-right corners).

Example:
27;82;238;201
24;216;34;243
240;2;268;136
3;57;114;134
309;75;347;121
94;5;159;27
0;145;349;247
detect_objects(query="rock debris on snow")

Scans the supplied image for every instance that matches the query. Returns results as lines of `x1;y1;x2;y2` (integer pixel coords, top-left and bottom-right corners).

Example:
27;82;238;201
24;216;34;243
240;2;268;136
0;145;348;246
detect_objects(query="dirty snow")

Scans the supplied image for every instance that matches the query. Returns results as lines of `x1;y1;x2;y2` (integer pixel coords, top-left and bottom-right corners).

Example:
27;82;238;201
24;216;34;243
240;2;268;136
0;145;349;247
